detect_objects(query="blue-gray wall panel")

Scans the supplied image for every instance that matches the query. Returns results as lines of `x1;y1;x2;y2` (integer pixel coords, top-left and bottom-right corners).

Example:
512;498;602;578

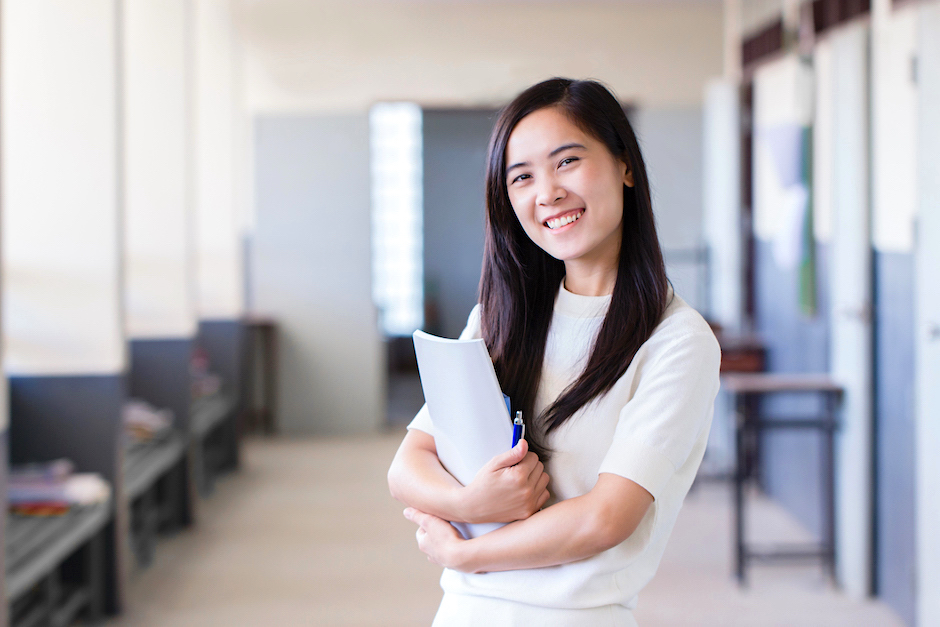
9;375;124;484
754;240;831;539
129;338;194;431
874;250;916;626
1;429;7;616
422;109;496;339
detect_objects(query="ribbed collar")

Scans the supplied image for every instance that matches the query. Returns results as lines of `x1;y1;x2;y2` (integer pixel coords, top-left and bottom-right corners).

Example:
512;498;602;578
554;279;612;319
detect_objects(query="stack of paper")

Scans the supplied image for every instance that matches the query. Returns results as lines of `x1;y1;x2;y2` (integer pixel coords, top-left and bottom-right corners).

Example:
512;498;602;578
123;398;174;442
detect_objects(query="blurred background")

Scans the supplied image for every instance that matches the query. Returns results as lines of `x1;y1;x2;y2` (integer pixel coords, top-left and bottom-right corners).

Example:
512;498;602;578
0;0;937;625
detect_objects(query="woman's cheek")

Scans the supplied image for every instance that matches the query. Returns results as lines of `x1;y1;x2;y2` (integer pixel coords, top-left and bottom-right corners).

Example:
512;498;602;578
514;196;539;232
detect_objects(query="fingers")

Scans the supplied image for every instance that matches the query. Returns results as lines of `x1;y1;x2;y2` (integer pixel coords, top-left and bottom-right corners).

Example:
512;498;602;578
535;471;550;494
509;451;539;479
536;486;551;510
488;438;528;470
526;458;545;482
404;507;434;530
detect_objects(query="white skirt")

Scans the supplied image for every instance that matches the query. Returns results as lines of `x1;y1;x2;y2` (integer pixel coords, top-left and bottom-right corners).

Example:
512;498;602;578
431;593;638;627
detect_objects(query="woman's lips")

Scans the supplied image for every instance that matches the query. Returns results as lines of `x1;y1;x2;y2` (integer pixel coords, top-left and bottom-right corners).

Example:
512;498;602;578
544;209;584;230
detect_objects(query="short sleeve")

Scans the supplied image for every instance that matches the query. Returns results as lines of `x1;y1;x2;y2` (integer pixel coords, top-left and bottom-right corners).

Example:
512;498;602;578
406;304;484;436
407;404;434;435
597;329;721;499
457;304;483;340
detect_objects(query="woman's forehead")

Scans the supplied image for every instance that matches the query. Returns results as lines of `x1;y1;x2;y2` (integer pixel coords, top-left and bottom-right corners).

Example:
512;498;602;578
506;107;597;161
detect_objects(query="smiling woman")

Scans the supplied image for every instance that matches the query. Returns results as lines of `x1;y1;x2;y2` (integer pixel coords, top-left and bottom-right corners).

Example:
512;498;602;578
388;78;720;626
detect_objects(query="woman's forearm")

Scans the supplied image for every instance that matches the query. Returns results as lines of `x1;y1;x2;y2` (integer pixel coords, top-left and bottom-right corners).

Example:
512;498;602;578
426;473;653;573
455;495;613;572
388;431;472;522
389;429;551;525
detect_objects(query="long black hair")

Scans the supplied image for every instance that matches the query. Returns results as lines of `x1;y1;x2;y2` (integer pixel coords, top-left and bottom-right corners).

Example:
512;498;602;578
479;78;669;461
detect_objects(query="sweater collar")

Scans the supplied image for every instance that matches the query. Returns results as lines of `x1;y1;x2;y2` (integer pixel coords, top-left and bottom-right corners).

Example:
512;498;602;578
554;279;612;319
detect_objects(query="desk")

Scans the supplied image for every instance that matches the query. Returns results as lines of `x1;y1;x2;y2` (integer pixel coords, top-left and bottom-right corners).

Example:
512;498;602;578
721;373;843;585
717;333;766;374
191;392;238;495
125;430;187;567
7;502;109;624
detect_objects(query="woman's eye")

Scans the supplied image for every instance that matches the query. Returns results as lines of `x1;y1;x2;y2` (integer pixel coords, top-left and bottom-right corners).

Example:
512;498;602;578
511;173;531;184
559;157;578;167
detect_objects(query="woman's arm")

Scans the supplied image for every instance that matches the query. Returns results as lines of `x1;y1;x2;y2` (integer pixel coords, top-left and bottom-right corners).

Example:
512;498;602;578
405;472;652;572
388;429;551;524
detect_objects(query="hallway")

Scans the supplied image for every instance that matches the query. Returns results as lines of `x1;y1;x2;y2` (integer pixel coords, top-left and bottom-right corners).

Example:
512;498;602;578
107;433;903;626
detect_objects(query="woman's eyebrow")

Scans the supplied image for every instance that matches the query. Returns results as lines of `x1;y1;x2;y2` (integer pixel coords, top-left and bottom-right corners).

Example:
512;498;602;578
548;143;586;157
506;143;587;176
506;160;528;176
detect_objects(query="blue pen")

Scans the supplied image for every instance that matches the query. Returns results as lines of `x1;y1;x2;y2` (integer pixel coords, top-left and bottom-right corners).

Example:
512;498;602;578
512;411;525;447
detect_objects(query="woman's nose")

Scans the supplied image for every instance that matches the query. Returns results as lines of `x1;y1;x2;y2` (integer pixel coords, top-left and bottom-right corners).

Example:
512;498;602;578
536;176;566;206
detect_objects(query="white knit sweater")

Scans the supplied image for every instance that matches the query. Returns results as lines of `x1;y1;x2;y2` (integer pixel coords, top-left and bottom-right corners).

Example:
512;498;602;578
409;283;721;612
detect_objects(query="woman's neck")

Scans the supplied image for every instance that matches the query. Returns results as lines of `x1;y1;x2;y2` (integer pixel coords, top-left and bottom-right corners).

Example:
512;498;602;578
563;262;617;297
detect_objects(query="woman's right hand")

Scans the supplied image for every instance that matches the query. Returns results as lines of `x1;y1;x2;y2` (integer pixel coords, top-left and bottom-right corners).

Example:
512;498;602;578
461;439;551;524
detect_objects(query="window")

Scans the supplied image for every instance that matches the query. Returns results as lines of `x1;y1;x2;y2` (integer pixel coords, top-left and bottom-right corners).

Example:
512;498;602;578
370;103;423;336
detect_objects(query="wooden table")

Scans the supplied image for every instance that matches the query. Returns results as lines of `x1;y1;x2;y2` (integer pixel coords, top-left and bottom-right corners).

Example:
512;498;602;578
721;373;844;585
717;333;766;373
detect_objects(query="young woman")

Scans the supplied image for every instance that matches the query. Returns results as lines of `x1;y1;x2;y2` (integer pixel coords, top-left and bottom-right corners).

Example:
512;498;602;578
387;78;720;626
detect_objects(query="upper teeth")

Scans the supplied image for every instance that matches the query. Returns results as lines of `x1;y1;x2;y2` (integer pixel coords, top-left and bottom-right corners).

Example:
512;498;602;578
546;211;583;230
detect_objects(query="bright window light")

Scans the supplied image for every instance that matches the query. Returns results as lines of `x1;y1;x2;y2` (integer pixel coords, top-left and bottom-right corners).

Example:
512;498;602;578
370;102;423;336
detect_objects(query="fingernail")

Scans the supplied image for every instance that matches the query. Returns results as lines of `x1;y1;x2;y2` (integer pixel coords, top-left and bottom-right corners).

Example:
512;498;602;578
403;508;414;519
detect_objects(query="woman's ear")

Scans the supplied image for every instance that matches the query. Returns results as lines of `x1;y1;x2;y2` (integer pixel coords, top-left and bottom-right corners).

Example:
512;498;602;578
620;157;635;188
623;168;635;188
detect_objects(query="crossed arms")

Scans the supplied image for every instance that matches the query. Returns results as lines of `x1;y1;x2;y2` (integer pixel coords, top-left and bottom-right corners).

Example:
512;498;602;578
387;428;653;574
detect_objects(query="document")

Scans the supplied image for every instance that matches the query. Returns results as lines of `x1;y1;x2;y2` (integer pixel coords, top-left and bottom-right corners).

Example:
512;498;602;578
413;330;514;539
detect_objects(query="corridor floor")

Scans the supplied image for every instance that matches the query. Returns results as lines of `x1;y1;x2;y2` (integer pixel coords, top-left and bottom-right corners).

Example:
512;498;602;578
107;432;904;626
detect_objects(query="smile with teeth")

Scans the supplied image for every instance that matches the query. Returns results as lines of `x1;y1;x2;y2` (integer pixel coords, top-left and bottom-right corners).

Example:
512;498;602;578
545;210;584;230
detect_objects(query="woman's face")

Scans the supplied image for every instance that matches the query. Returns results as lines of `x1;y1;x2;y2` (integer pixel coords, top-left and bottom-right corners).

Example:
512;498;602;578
505;106;634;273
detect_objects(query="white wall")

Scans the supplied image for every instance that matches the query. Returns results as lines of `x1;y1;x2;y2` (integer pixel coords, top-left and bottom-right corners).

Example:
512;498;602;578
702;79;742;330
915;5;940;624
123;0;197;339
752;53;812;246
871;5;917;255
194;0;245;320
827;23;873;599
232;1;723;114
1;0;124;375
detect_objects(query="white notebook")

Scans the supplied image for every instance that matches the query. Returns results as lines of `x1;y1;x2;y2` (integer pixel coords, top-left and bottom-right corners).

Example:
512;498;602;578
413;330;514;539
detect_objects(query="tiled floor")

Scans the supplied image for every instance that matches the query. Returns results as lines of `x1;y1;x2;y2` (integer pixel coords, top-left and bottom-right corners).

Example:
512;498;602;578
105;431;904;627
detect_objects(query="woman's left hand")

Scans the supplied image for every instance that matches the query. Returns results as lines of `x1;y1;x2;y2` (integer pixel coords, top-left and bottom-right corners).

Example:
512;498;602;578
404;507;469;571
